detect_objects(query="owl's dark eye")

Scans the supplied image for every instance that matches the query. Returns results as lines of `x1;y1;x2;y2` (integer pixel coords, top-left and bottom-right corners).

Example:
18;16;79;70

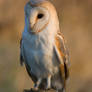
37;14;44;19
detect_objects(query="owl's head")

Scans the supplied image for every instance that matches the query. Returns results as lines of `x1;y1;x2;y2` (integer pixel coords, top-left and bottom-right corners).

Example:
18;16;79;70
24;0;59;34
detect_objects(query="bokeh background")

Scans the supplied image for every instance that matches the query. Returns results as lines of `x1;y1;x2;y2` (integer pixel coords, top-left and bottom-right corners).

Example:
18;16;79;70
0;0;92;92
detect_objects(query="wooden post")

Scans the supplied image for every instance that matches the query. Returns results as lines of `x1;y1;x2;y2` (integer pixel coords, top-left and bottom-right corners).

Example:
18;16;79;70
24;88;56;92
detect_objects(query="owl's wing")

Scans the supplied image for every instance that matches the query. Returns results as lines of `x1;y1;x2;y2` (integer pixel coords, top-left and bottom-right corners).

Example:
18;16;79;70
20;38;37;81
20;39;24;65
20;39;45;88
20;39;24;66
54;31;70;81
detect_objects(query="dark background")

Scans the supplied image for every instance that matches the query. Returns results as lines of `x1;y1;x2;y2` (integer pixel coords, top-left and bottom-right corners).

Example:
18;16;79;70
0;0;92;92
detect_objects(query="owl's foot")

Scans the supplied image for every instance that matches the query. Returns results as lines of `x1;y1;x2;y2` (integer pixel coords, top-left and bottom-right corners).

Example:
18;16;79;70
57;88;65;92
23;88;39;92
45;75;51;90
30;88;40;92
34;78;42;91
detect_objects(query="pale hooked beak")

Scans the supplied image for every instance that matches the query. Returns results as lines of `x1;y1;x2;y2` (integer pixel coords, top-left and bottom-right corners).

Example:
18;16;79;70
29;15;37;30
29;17;37;29
29;21;37;34
30;22;35;29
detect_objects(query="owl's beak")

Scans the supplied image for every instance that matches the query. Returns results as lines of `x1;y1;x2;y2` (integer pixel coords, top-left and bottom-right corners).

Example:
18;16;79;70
30;21;35;30
30;22;34;29
29;22;37;34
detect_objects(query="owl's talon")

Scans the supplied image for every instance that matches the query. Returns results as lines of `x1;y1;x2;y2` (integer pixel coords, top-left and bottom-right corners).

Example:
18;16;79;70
33;87;39;91
31;88;40;92
45;75;51;90
34;78;42;90
45;84;51;90
33;85;39;91
32;88;39;91
45;85;51;90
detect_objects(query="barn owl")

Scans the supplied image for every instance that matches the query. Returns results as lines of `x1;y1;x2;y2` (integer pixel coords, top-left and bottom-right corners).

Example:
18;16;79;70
20;0;70;92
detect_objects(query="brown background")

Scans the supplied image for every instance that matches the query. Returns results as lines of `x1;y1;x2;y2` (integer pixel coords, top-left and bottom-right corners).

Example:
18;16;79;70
0;0;92;92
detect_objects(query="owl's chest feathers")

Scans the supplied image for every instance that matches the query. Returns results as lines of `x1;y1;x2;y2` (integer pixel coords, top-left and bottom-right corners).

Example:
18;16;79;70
23;31;57;76
23;31;54;55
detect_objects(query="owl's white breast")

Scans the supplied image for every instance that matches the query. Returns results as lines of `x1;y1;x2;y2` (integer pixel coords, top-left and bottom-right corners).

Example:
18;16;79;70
22;27;58;78
23;27;54;53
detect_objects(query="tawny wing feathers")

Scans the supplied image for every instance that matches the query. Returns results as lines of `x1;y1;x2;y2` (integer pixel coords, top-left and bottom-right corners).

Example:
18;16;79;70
54;31;70;80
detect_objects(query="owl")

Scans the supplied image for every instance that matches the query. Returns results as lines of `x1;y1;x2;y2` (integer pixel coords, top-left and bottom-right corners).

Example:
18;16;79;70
20;0;70;92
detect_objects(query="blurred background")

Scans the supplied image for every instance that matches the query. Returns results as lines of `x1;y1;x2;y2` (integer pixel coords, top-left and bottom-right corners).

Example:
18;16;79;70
0;0;92;92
